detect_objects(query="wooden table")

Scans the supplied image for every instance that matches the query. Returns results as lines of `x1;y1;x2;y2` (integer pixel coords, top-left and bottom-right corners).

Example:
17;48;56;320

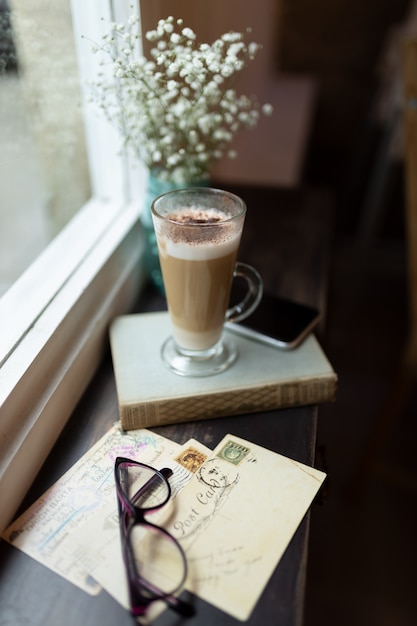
0;187;334;626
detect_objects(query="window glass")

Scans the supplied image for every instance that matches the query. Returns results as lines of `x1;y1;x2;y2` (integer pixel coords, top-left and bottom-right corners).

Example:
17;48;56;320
0;0;90;296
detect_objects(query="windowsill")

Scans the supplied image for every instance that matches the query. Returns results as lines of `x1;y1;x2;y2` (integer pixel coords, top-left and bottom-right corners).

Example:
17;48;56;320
0;196;147;532
0;0;148;534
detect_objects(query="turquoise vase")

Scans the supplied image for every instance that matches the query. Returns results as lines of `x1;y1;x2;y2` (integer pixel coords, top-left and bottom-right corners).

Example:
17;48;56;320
141;171;209;293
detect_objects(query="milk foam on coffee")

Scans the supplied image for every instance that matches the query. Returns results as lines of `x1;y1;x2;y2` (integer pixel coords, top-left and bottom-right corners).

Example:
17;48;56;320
156;206;242;351
163;208;239;261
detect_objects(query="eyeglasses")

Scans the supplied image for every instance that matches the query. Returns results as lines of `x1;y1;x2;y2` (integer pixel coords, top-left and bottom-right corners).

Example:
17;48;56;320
114;456;194;618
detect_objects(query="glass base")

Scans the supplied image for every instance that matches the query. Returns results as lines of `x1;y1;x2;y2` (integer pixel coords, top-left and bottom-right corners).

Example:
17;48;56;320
161;335;238;377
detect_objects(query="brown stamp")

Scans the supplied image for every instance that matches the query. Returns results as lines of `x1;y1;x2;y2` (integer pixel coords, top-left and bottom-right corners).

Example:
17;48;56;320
175;446;208;473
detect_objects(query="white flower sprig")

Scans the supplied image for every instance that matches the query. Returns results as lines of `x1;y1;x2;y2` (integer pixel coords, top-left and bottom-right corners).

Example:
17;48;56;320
88;14;273;183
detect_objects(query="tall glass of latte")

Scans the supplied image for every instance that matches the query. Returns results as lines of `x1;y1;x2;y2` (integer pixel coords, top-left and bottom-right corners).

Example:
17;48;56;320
151;187;263;376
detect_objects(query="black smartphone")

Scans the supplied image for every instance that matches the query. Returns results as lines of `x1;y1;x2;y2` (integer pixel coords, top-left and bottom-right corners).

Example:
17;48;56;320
226;288;321;350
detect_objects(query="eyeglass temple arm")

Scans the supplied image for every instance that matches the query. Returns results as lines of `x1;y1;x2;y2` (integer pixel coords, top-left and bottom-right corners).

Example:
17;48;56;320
130;573;194;617
165;591;195;617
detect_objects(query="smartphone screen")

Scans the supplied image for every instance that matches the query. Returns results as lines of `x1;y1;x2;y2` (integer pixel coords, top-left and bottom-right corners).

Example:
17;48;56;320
226;288;321;350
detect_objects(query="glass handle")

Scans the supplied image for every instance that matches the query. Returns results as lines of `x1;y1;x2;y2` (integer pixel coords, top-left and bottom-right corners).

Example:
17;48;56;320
226;262;263;323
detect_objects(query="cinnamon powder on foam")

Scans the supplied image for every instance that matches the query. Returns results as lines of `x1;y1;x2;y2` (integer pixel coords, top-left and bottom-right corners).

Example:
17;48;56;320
167;207;226;223
164;207;235;246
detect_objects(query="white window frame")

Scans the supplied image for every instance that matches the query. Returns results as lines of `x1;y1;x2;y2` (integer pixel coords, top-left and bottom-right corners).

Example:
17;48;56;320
0;0;147;532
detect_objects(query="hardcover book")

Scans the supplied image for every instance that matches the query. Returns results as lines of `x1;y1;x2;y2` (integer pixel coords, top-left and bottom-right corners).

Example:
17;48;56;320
109;311;337;430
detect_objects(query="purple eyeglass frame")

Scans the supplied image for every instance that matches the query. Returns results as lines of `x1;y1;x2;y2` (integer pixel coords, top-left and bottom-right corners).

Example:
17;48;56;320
114;456;194;618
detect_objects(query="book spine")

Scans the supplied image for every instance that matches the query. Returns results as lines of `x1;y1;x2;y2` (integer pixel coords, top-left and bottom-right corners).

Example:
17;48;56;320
120;374;338;430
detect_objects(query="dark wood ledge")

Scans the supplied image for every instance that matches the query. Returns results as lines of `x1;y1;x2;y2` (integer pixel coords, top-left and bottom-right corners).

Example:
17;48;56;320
0;185;334;626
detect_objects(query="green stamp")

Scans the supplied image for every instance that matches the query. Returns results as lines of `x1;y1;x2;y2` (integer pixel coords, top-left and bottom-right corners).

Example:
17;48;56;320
217;439;250;465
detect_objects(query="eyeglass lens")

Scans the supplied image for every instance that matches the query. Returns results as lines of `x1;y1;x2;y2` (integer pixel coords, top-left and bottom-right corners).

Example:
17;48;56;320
119;462;170;510
130;523;186;597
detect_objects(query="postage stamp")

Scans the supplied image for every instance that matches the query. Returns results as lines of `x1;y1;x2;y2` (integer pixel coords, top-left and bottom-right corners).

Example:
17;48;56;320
216;439;250;465
197;458;239;488
175;447;208;473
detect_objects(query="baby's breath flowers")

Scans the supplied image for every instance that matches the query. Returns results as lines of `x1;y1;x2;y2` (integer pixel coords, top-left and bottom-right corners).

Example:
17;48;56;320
88;14;273;183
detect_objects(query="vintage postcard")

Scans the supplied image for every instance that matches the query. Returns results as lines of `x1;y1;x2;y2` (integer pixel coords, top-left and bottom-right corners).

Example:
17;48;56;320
2;424;183;594
157;434;327;621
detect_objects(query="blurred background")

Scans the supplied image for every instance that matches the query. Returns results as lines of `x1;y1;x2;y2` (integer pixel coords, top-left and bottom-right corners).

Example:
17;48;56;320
278;2;417;625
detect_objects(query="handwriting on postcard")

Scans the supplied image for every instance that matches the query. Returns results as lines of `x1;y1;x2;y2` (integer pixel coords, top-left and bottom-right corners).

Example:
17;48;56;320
161;435;326;621
2;425;182;594
63;438;212;615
